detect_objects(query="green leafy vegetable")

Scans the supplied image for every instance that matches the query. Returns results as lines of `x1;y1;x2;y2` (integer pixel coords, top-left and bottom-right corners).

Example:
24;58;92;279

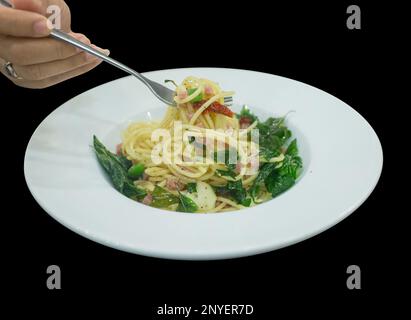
186;183;197;193
277;139;302;179
127;163;145;179
278;154;302;180
177;192;199;212
215;180;251;207
151;186;199;212
122;180;146;199
187;88;203;102
151;186;179;208
265;171;295;197
249;163;277;200
240;198;252;207
93;136;146;200
237;105;259;123
216;167;237;178
257;117;291;161
117;154;132;170
286;139;298;156
250;138;302;200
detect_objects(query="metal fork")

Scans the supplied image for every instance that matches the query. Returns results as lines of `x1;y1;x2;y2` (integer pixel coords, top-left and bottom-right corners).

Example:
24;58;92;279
0;0;233;107
1;0;177;105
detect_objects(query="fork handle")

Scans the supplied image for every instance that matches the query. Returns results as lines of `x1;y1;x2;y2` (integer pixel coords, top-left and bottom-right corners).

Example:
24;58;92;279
1;0;167;102
50;29;152;86
0;0;153;88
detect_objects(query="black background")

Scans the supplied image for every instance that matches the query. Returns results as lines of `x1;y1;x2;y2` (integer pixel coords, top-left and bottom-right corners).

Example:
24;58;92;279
2;0;399;316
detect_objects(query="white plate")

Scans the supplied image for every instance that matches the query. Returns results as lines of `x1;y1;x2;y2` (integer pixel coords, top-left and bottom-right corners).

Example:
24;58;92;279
24;68;383;260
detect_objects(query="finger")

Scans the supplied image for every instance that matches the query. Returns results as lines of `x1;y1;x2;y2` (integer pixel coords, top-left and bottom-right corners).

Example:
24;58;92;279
0;7;51;37
0;32;95;65
13;0;72;32
11;59;104;89
13;47;110;81
12;0;45;15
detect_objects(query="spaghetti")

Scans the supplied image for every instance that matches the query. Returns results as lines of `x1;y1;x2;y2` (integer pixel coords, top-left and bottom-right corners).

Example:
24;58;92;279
94;77;302;213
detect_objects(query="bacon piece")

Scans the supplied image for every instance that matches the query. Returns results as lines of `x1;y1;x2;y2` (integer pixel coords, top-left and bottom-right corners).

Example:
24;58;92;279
177;86;188;100
192;101;234;117
235;162;242;174
116;143;123;155
187;111;194;120
166;177;185;191
142;194;153;205
204;85;214;95
239;117;252;129
209;101;234;117
178;91;188;99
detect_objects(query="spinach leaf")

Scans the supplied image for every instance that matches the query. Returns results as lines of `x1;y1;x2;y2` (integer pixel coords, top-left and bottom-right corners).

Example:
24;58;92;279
117;155;133;171
265;171;295;197
186;183;197;193
286;139;298;156
249;163;277;200
216;167;237;178
151;186;179;208
277;139;302;179
215;180;251;207
177;192;199;212
240;198;252;207
259;146;282;162
237;105;259;123
93;136;146;200
278;154;302;180
122;180;147;200
257;117;291;160
94;136;132;171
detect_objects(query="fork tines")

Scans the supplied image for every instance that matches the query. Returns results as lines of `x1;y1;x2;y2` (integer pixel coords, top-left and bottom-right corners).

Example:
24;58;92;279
224;96;234;106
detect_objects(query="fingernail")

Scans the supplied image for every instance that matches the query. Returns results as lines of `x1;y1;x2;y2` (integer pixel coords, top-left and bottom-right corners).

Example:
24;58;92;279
33;19;53;36
72;33;90;44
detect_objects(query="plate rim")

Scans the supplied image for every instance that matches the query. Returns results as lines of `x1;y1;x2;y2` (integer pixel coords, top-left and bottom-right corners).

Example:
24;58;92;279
23;67;384;260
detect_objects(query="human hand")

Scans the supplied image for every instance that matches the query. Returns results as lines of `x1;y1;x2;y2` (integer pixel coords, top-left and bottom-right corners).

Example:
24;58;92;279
0;0;109;88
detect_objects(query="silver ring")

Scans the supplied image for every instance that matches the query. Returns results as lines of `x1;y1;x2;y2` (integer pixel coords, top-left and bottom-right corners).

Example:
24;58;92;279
3;62;22;80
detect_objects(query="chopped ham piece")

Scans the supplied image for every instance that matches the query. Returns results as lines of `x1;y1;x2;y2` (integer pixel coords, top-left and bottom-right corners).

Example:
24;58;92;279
239;117;252;129
116;143;123;155
166;177;185;191
177;86;188;100
204;85;213;95
249;156;259;174
142;194;153;205
178;91;188;99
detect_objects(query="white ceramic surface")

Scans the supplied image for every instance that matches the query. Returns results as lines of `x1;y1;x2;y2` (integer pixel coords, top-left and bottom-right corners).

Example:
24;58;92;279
24;68;383;260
